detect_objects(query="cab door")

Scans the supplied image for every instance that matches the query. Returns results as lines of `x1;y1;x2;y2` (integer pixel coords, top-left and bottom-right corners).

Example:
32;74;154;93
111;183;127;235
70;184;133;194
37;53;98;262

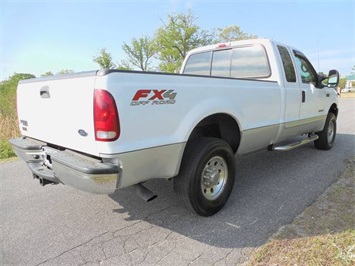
275;44;301;142
292;50;326;133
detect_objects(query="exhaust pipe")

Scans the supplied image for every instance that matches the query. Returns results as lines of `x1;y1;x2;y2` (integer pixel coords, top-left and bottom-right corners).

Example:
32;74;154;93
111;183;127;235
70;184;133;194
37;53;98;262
132;183;157;202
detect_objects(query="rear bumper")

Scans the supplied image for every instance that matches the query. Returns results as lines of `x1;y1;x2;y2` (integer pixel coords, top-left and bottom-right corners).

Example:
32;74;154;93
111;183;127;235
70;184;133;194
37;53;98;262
9;137;119;194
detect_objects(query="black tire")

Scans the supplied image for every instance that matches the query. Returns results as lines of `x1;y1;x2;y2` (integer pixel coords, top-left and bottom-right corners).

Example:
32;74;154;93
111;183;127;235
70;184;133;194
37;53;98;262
174;138;235;216
314;112;336;150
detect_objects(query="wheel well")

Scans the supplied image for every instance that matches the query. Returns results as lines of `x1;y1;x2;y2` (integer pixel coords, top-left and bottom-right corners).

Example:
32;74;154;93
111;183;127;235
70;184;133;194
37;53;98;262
329;103;338;117
188;114;241;153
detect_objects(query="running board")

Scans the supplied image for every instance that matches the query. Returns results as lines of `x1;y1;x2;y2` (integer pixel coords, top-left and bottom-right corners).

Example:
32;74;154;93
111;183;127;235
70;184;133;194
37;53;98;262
270;134;319;151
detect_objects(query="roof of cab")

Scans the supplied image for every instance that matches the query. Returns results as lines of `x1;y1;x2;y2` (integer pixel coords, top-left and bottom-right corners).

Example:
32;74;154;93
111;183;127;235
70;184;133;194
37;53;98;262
186;38;273;56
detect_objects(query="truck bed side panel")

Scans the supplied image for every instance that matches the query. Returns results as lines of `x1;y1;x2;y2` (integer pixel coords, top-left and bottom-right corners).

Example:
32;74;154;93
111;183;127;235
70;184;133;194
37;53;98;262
95;72;282;155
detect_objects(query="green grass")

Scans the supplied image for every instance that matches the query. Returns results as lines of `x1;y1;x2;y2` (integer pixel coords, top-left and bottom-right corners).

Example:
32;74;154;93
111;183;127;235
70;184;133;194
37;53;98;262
0;139;16;159
0;73;35;159
0;113;18;159
250;230;354;266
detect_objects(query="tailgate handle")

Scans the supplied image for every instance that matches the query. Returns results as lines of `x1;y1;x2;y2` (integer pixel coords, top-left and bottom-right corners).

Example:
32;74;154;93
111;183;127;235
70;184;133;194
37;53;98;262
40;86;50;98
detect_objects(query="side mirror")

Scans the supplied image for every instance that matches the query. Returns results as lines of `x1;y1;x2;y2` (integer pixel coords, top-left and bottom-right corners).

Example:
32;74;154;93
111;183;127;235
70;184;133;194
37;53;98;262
327;69;339;88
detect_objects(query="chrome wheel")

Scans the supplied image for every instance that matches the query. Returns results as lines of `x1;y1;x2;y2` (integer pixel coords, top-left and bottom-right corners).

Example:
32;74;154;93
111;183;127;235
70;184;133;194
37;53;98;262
201;156;228;200
327;119;335;144
314;112;337;150
174;138;235;216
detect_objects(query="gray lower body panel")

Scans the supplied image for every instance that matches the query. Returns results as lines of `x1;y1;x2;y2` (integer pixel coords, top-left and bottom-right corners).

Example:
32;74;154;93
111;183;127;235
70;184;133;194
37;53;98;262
9;137;186;194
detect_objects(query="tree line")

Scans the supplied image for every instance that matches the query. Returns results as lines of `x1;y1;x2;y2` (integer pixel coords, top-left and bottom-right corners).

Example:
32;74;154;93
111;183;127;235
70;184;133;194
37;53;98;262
93;10;257;73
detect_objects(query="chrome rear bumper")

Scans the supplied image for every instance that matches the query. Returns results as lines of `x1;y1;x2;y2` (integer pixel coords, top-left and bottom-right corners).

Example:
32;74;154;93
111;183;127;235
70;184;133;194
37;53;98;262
9;137;119;194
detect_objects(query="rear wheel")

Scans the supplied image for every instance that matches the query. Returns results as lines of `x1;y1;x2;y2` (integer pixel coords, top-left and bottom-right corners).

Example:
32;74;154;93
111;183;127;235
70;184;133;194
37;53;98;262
174;138;235;216
314;112;336;150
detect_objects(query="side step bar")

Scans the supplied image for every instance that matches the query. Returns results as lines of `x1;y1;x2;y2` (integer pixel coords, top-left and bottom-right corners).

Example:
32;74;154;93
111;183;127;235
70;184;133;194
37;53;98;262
269;134;319;151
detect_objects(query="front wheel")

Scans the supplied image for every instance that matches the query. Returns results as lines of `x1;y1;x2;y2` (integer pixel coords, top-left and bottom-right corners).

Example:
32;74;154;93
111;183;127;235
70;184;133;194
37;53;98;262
174;138;235;216
314;112;337;150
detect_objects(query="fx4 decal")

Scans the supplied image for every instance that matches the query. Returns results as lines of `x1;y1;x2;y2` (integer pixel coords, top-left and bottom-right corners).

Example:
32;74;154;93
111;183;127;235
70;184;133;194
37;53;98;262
131;89;177;106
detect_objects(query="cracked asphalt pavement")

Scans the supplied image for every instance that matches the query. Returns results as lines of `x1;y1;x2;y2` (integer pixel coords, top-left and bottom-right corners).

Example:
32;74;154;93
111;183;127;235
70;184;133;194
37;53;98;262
1;98;354;266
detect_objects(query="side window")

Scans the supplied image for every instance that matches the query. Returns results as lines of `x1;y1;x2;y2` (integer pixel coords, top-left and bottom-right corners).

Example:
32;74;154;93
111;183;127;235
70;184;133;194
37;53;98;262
183;52;211;75
211;49;232;77
277;45;296;82
231;45;270;78
293;52;317;85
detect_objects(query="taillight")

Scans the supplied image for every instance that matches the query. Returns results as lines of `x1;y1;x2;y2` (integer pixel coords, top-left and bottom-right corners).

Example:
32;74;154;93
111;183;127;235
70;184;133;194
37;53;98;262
94;89;120;141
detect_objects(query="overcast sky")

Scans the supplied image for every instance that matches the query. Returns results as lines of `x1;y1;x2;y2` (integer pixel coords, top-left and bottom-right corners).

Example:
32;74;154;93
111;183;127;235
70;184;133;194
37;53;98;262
1;0;354;80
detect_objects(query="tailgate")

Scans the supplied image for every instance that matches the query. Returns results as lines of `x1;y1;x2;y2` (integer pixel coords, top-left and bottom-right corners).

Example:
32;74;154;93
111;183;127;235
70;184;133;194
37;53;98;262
17;72;99;156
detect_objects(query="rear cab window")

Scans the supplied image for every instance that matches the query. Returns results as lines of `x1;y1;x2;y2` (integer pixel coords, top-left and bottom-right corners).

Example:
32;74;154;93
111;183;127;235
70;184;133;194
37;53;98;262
183;52;211;75
183;44;271;79
211;49;232;77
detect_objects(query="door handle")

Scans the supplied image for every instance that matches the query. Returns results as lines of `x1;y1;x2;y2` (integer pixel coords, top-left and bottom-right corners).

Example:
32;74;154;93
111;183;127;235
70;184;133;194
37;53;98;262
302;91;305;103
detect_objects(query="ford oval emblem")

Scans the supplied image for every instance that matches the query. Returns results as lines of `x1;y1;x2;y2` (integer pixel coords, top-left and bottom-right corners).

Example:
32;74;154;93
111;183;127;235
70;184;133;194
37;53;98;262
78;129;88;137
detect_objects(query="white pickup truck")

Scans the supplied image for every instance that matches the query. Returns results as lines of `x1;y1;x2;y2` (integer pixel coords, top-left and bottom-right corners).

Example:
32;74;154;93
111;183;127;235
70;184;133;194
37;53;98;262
10;39;339;216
